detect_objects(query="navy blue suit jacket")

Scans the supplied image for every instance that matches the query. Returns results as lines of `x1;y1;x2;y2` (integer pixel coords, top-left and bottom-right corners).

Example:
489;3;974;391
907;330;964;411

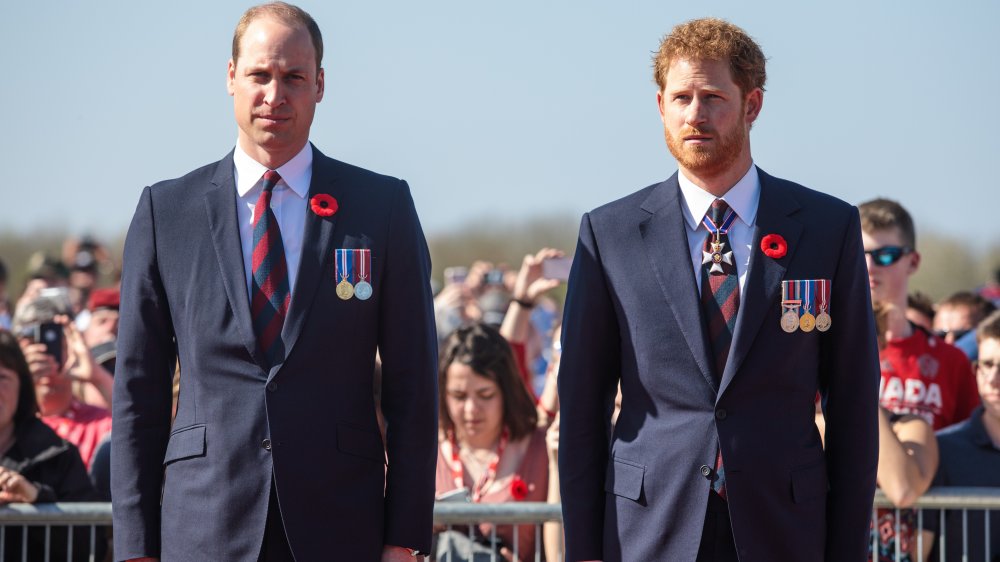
111;146;438;561
558;169;879;562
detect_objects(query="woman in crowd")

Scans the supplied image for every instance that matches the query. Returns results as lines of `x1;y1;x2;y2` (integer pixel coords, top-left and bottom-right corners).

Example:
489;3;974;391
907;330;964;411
435;323;549;561
0;330;102;560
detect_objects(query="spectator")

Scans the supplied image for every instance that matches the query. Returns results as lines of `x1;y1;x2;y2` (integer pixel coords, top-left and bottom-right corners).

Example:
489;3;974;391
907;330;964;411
0;330;103;560
12;297;111;467
869;303;939;562
435;323;548;561
0;258;9;331
935;291;996;361
906;292;935;333
500;247;565;396
925;310;1000;561
934;291;996;346
860;198;980;429
83;287;119;374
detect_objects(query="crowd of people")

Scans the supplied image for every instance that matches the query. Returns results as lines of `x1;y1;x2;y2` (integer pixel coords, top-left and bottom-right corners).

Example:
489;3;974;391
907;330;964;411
0;194;996;561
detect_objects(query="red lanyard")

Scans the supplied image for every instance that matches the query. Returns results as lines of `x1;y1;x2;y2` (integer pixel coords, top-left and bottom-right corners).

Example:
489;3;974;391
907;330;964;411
450;428;509;502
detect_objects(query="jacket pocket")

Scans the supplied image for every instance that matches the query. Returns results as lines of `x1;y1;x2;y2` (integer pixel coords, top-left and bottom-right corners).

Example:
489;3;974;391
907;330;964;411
337;422;386;464
163;424;206;465
790;461;828;504
604;456;645;501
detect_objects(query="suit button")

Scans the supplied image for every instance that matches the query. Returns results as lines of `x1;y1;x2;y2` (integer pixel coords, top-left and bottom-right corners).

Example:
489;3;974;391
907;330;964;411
267;382;277;392
700;465;712;478
262;439;272;450
715;408;727;420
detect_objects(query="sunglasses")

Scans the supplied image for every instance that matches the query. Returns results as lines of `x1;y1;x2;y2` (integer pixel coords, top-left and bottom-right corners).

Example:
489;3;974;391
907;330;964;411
865;246;912;267
934;328;972;341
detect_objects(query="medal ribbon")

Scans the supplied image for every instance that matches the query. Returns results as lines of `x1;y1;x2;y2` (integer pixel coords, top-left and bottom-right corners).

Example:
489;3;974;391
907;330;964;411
803;280;811;313
355;249;369;282
449;428;509;503
338;249;354;282
818;279;829;312
701;208;738;237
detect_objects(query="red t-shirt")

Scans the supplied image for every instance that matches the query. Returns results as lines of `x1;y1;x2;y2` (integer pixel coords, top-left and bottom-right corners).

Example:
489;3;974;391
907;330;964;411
42;401;112;468
878;327;979;430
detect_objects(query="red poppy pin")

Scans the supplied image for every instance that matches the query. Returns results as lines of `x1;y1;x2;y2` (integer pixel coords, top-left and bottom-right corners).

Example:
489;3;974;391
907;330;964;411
761;233;787;259
510;476;528;500
310;194;338;217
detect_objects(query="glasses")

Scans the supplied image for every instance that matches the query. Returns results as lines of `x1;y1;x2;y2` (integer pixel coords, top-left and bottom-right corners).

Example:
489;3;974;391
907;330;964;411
865;246;912;267
935;328;972;341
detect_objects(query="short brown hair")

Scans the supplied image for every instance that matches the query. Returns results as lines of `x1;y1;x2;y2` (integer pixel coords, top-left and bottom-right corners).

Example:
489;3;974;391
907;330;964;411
858;198;916;249
938;291;996;324
232;2;323;73
438;323;537;440
653;18;767;96
907;292;936;323
978;310;1000;344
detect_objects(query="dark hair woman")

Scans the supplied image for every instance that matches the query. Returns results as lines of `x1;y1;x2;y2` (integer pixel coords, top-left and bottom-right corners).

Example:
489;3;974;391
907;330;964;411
435;323;548;561
0;330;102;560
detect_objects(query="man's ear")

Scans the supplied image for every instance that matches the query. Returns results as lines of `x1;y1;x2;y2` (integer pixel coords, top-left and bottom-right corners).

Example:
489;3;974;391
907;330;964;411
227;59;237;96
744;88;763;126
907;251;921;276
315;67;325;102
656;90;666;123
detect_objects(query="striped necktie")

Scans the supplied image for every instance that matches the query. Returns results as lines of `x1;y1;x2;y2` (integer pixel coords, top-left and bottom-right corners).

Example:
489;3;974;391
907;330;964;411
250;170;290;367
699;198;740;499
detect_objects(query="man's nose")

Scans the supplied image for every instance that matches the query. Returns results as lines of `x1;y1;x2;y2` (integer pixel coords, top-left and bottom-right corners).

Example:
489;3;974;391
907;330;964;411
263;79;284;106
685;97;708;127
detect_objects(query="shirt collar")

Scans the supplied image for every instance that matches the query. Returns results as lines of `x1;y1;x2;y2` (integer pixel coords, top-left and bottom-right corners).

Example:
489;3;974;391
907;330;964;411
677;163;760;231
233;142;313;199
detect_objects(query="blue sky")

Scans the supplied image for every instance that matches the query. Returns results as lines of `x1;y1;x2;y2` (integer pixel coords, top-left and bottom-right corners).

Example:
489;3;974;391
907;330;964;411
3;0;998;241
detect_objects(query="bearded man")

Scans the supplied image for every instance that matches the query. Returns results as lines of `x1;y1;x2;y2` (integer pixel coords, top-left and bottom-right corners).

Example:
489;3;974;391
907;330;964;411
557;18;879;562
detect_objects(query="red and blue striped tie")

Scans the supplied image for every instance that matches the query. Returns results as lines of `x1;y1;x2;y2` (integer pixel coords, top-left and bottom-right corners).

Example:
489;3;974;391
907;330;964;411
250;170;290;367
700;199;740;499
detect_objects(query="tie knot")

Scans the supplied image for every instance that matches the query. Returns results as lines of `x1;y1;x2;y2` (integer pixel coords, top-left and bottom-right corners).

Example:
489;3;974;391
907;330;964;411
261;170;282;192
708;199;731;224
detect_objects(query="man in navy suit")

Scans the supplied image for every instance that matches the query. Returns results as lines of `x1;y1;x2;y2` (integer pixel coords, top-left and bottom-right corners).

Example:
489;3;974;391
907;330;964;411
111;3;437;561
558;18;879;562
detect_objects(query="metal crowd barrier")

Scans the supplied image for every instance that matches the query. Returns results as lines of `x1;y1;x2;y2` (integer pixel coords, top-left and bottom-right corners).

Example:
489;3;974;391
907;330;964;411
0;489;997;561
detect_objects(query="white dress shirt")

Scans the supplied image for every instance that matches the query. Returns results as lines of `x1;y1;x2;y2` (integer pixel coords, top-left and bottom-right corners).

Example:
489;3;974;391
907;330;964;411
234;142;313;301
676;163;761;298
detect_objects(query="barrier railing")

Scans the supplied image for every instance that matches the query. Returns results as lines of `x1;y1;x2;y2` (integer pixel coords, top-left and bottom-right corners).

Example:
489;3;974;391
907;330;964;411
0;489;996;561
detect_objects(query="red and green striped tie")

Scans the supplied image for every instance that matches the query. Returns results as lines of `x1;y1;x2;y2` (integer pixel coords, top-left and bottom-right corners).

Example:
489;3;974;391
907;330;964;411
700;198;740;499
250;170;290;368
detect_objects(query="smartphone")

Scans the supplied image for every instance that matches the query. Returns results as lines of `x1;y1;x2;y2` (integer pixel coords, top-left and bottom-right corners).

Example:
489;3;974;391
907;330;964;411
35;322;65;365
542;257;573;282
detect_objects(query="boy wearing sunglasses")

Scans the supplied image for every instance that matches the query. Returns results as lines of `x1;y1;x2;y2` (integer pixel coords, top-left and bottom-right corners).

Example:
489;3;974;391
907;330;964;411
859;198;979;430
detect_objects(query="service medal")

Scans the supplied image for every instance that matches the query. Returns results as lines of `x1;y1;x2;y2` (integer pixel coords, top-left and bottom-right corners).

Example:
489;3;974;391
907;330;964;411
815;312;832;332
337;279;355;300
353;249;373;300
354;281;372;300
799;312;816;332
781;309;800;333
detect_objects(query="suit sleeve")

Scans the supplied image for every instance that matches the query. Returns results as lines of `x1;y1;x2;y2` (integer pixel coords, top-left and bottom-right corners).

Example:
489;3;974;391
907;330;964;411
558;212;622;561
820;209;880;561
111;186;177;559
377;180;439;554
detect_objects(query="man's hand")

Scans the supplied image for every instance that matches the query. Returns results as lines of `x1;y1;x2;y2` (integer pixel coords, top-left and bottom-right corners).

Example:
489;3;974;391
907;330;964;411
512;248;564;304
382;545;422;561
18;341;59;381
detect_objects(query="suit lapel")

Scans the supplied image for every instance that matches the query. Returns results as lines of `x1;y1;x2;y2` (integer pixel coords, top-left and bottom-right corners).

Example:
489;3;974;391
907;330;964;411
204;152;265;369
640;175;717;391
268;146;339;379
718;168;802;398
